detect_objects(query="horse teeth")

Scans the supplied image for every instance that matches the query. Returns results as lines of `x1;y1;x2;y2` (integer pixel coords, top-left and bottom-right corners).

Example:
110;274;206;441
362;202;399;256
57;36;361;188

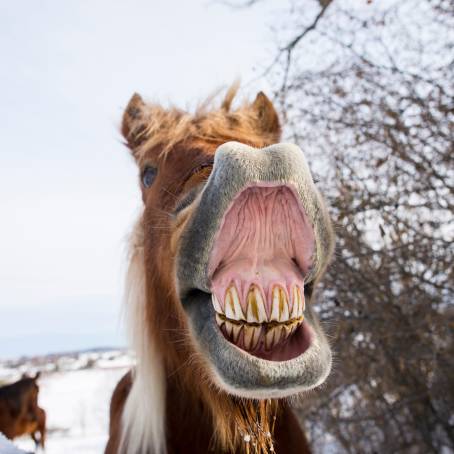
270;288;279;321
276;326;285;343
291;286;299;318
298;288;305;315
270;286;289;322
231;324;242;343
251;326;262;349
224;320;234;337
215;282;304;350
225;291;233;318
246;285;267;323
265;328;278;351
282;324;293;341
290;286;304;317
243;325;254;349
224;285;244;321
231;285;244;318
279;288;289;321
289;323;297;337
243;325;263;350
212;294;223;313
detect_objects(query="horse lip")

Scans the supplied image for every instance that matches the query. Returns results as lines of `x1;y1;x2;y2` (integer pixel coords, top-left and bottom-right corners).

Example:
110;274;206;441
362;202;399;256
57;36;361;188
183;290;332;396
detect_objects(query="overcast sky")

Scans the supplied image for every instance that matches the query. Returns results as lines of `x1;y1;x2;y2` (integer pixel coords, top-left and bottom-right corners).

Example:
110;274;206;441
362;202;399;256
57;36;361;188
0;0;279;358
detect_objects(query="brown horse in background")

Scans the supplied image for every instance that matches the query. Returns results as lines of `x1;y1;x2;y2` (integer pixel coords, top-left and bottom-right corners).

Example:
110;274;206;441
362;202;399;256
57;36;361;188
105;85;335;453
0;373;46;449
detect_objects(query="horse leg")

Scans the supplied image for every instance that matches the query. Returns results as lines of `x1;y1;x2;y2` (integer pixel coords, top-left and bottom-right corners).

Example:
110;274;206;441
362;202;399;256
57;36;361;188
38;408;46;449
31;431;39;449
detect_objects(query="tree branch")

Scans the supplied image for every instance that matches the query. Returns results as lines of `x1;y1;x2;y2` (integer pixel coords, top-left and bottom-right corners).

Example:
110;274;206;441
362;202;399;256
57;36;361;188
283;1;333;53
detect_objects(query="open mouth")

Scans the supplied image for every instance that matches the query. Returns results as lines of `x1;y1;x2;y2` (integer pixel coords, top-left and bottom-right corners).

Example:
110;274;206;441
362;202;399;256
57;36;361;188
178;143;334;396
209;184;315;362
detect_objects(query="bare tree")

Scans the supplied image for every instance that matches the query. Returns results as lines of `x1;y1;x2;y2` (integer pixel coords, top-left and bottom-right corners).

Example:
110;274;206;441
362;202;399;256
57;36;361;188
232;0;454;452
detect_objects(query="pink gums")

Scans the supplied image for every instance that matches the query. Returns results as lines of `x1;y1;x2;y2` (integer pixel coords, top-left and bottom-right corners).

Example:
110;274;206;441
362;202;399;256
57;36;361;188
209;184;315;315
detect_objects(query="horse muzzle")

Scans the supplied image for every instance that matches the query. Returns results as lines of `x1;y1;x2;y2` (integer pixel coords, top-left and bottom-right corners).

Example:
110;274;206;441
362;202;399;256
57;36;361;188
177;141;334;398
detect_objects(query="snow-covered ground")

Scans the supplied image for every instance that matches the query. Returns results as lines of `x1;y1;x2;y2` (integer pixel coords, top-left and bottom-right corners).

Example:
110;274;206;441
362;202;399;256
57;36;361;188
0;350;134;454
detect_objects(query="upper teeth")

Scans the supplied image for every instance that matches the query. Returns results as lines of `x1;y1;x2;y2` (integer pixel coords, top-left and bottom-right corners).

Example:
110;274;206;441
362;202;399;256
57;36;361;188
224;285;243;320
212;283;305;323
246;285;268;323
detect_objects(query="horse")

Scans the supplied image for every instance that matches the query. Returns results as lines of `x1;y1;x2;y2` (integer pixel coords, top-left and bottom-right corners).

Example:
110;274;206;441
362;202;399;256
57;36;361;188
105;85;335;454
0;373;46;450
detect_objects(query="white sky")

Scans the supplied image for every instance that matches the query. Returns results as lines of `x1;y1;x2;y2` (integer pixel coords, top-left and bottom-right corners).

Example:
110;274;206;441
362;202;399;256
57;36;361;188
0;0;278;358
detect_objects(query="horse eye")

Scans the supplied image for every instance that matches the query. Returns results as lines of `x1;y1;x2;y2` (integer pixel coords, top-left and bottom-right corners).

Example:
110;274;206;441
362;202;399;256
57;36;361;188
142;167;157;188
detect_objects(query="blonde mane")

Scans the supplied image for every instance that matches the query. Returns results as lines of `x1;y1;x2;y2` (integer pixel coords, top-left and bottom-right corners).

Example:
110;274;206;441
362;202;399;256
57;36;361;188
120;220;167;454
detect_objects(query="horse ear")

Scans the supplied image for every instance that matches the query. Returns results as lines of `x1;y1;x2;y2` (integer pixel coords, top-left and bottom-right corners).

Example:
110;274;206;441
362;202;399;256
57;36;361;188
122;93;149;151
251;92;281;138
34;371;41;380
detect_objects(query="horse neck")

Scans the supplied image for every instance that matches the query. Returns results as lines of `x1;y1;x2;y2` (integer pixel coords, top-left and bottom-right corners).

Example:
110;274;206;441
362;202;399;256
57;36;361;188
164;372;219;453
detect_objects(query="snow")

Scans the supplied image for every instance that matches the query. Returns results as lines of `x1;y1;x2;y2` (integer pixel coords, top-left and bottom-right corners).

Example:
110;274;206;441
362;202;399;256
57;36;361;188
0;350;134;454
0;433;30;454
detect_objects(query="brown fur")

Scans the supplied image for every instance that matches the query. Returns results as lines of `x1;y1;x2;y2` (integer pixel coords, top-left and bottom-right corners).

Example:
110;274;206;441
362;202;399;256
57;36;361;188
121;89;281;163
106;372;310;454
105;87;312;454
0;373;46;448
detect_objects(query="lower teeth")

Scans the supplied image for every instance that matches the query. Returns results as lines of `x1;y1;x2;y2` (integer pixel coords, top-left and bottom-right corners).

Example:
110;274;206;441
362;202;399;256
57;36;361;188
216;316;303;351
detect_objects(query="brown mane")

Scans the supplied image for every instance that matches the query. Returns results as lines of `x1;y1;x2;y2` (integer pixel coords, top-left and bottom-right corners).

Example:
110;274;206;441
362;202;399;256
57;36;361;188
121;84;281;163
